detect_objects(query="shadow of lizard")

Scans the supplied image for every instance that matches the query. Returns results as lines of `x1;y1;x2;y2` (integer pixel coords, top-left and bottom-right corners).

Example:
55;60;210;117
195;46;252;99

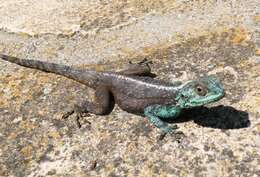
164;105;250;129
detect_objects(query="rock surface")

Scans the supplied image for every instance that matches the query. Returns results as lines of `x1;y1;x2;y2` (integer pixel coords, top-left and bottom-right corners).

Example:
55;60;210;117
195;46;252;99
0;0;259;177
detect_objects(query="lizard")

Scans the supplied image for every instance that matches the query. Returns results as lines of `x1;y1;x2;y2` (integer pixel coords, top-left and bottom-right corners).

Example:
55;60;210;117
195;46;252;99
0;54;225;137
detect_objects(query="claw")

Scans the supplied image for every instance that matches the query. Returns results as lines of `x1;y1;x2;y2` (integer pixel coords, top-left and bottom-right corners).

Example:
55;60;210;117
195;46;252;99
158;132;167;140
158;131;185;141
172;131;185;142
76;113;91;128
158;125;180;140
62;110;91;128
171;124;178;130
76;114;82;128
128;58;152;66
138;58;152;65
138;58;148;64
62;110;74;119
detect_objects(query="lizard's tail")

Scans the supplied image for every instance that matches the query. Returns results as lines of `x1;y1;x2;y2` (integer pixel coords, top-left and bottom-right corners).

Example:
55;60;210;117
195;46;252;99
0;54;99;88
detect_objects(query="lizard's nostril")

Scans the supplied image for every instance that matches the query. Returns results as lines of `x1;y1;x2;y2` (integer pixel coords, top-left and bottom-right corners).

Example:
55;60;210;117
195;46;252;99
181;94;187;99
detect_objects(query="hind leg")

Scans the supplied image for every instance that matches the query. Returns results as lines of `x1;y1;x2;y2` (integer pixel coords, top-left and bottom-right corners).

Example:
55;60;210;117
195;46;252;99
62;85;114;128
118;58;155;77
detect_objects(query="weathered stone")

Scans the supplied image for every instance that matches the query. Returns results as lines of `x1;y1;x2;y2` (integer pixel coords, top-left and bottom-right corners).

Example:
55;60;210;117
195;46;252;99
0;0;259;177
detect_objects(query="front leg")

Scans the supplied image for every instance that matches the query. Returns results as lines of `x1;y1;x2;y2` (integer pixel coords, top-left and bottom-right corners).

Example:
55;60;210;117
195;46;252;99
144;104;182;134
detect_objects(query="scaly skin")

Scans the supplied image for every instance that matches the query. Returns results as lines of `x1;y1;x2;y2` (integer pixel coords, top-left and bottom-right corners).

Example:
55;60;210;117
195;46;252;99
0;54;225;136
144;75;225;134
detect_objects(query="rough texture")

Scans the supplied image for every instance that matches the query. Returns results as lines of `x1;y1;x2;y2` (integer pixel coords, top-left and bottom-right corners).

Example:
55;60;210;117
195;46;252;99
0;0;259;177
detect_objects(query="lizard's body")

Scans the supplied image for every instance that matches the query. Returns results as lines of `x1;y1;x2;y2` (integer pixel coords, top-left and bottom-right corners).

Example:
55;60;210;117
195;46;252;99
0;54;225;135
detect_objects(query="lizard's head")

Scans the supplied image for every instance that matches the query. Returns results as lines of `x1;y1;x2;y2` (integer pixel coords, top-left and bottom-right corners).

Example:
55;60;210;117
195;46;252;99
176;75;225;108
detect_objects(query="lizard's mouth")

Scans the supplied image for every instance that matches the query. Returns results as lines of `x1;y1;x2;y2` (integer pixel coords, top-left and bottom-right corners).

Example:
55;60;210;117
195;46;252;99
184;92;225;108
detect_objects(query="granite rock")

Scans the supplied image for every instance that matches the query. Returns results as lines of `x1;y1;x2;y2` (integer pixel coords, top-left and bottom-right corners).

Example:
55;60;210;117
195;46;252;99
0;0;259;177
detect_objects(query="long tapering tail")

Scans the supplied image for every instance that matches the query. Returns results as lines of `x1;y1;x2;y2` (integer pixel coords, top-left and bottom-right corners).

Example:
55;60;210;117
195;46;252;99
0;54;99;88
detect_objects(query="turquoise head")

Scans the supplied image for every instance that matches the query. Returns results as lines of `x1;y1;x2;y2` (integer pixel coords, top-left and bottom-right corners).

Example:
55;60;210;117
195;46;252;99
175;75;225;108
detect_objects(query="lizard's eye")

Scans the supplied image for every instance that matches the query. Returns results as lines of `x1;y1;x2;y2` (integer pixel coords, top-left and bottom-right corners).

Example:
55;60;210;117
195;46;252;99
195;85;207;96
